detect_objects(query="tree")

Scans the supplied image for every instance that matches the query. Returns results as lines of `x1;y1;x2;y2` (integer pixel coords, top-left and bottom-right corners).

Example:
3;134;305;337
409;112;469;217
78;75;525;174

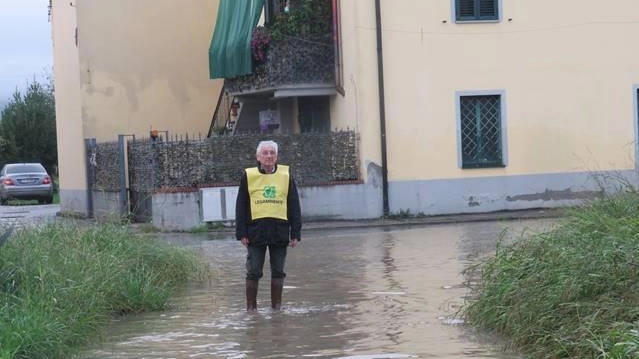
0;135;16;165
0;80;57;174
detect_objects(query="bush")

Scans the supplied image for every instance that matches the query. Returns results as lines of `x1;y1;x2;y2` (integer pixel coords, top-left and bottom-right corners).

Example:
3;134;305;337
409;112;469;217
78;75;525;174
0;223;207;359
463;193;639;358
0;79;57;174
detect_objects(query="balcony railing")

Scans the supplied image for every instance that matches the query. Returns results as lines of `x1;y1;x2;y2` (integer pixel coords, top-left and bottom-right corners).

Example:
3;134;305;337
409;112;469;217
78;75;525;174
225;35;335;97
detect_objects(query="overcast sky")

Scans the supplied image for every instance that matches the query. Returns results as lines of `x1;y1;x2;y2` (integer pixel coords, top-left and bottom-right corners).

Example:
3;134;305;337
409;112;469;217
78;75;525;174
0;0;52;107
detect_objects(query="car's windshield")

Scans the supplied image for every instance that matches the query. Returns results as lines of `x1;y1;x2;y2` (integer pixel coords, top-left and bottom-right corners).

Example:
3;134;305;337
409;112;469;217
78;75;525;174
6;164;46;174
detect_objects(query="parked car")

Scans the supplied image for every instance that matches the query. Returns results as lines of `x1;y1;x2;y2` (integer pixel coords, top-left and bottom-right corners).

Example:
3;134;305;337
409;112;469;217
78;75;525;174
0;163;54;205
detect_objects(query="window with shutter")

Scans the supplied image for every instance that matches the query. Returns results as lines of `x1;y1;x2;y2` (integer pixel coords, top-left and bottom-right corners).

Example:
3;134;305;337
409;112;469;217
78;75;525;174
455;0;499;22
457;0;475;19
460;95;504;168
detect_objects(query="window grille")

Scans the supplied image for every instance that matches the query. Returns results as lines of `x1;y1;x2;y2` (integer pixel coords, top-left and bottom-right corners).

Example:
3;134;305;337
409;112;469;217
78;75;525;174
460;95;504;168
456;0;498;21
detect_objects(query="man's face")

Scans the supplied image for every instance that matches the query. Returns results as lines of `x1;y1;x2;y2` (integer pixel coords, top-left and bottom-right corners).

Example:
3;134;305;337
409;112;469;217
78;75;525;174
257;145;278;168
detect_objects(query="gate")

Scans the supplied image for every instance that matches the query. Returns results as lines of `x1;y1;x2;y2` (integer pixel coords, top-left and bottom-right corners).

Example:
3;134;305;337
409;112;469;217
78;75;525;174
86;134;152;222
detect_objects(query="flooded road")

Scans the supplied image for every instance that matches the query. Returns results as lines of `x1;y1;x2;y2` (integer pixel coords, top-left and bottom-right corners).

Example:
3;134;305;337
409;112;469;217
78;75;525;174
81;219;556;359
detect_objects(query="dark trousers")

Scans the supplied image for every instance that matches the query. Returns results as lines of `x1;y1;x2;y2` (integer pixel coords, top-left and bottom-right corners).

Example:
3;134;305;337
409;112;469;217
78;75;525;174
246;244;288;280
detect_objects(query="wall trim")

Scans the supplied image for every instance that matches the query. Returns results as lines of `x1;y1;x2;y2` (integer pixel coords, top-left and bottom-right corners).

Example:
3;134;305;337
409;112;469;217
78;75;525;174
388;169;639;216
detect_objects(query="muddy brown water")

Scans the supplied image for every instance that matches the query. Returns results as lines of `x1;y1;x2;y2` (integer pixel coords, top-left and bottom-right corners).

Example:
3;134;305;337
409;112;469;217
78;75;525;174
79;219;557;359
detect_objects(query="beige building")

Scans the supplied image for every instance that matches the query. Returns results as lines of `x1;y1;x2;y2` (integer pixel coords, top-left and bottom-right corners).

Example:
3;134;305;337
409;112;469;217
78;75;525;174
51;0;222;215
216;0;639;217
53;0;639;221
371;0;639;214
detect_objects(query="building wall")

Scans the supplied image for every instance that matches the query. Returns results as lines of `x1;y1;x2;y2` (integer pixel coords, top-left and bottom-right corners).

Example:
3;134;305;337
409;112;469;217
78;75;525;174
329;0;639;214
51;0;88;215
53;0;223;215
56;0;639;221
75;0;223;142
331;0;382;183
379;0;639;182
149;183;382;231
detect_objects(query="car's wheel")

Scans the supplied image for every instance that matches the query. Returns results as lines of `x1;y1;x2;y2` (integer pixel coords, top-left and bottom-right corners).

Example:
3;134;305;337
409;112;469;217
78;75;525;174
45;196;53;204
0;197;7;205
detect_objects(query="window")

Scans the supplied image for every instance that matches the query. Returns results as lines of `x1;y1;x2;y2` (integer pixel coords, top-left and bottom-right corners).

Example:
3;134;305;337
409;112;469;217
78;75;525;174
459;95;504;168
298;96;330;133
455;0;499;22
6;164;47;174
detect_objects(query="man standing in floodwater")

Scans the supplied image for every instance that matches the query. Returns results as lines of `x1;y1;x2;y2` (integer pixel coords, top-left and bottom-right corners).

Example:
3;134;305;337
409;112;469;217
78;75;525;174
235;140;302;311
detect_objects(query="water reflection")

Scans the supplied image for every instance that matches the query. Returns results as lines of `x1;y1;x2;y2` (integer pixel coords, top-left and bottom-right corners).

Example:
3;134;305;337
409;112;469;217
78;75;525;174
78;219;556;359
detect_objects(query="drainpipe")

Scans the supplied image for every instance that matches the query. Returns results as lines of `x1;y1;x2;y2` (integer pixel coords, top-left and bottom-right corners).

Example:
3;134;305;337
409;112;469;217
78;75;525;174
375;0;390;216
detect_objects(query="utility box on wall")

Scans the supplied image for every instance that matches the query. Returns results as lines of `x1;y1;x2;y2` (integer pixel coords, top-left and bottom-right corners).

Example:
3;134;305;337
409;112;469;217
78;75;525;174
200;187;238;221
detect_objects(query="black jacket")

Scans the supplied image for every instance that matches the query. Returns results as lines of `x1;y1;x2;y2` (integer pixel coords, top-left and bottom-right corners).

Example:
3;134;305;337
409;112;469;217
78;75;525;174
235;164;302;246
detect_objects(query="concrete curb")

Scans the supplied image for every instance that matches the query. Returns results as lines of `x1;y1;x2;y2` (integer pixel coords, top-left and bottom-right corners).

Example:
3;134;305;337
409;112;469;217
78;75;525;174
301;208;565;232
189;207;566;235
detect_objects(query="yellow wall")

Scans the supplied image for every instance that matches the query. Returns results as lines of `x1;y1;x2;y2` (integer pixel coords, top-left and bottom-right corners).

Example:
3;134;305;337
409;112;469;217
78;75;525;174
52;0;87;212
349;0;639;182
76;0;222;141
53;0;222;214
331;0;382;182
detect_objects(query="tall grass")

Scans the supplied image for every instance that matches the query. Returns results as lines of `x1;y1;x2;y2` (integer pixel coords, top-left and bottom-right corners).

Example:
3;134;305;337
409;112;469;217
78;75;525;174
0;223;207;359
464;193;639;358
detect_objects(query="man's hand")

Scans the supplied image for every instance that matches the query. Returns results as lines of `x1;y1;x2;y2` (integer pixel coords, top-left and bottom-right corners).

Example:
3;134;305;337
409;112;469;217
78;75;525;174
289;239;299;248
241;237;249;247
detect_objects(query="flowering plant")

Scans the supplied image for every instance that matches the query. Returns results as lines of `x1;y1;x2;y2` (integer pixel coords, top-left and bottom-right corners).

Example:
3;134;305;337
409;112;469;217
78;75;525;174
251;26;271;63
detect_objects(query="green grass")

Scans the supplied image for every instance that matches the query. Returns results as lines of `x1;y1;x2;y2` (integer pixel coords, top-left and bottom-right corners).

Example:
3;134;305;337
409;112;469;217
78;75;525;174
188;222;228;233
463;193;639;358
189;224;210;233
135;223;161;234
3;193;59;206
0;223;207;359
384;208;426;219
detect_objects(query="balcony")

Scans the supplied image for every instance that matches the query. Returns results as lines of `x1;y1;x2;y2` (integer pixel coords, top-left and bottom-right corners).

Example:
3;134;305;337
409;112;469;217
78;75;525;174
225;34;336;98
220;0;338;98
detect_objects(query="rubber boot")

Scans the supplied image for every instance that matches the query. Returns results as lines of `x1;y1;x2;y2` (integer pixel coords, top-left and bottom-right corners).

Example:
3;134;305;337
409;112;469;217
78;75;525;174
271;278;284;310
246;279;258;311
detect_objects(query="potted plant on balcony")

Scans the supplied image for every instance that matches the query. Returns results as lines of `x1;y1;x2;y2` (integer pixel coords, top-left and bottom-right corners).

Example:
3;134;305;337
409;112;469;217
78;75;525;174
251;26;271;65
267;0;331;41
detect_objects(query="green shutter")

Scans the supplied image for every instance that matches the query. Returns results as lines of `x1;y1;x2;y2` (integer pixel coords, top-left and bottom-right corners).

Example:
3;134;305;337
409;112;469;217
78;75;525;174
461;95;503;168
209;0;265;79
456;0;476;21
479;0;498;19
456;0;498;21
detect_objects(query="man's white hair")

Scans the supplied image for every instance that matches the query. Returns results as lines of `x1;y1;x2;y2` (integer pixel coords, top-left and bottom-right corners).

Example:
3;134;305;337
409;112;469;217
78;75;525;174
256;140;278;155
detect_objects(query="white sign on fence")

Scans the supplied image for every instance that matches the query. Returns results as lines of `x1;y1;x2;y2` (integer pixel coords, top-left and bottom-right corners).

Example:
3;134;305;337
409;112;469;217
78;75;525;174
200;187;238;222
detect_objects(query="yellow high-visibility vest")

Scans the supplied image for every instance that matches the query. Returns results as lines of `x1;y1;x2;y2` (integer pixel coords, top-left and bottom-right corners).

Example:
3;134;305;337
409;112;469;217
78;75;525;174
246;165;289;220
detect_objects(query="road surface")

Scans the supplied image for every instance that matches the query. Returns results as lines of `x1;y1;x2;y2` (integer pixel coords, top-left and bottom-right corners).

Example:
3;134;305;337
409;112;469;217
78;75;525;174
0;203;60;228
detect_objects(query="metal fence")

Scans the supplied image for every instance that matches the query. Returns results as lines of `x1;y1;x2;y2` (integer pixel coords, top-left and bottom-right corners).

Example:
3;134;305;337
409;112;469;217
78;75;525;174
225;35;335;94
89;131;360;220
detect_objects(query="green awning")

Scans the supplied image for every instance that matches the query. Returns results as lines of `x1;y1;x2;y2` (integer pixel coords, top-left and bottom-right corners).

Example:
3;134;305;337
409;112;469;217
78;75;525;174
209;0;264;79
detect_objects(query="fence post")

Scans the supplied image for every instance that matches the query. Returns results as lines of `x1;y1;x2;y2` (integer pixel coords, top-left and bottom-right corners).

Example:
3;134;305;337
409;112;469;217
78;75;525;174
84;138;96;218
118;135;128;219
